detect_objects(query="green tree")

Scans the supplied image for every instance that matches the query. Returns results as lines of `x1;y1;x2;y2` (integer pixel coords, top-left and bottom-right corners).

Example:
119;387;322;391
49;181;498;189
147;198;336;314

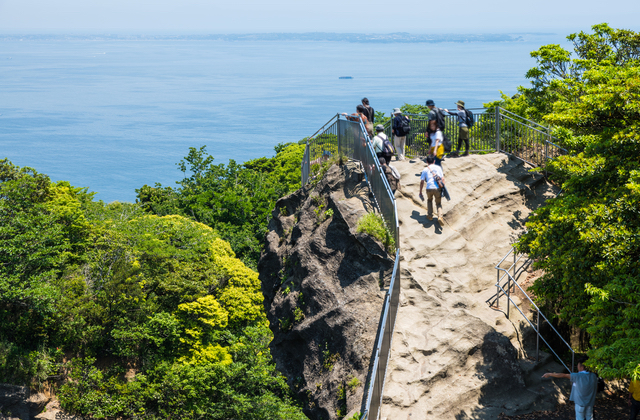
516;25;640;380
136;143;305;269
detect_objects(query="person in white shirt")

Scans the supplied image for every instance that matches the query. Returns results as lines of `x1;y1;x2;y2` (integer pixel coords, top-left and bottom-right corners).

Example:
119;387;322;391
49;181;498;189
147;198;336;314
418;155;445;226
428;119;444;166
371;124;385;156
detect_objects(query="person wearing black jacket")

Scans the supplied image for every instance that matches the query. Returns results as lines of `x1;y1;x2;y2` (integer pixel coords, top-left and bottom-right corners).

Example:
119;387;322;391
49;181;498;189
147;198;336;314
362;98;374;124
392;108;409;161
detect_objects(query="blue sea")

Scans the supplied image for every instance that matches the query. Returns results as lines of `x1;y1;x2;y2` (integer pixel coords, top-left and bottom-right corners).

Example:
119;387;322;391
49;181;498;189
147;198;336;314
0;35;565;202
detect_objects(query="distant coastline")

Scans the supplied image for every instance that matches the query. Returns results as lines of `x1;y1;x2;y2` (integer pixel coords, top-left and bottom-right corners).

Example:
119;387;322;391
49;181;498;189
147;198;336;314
0;32;555;43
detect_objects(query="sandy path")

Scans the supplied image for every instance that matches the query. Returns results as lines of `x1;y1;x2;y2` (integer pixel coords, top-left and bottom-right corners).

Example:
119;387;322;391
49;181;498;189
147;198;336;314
380;153;565;420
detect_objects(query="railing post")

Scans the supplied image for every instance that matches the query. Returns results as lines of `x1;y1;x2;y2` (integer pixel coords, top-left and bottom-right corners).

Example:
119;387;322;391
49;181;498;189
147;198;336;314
513;251;516;292
507;272;511;319
337;113;341;156
496;269;500;309
495;106;501;152
545;131;550;178
536;310;540;362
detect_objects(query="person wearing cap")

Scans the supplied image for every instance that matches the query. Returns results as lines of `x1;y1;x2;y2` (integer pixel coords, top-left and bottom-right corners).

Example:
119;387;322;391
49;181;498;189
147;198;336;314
361;98;375;124
392;108;409;161
426;99;446;131
445;100;470;156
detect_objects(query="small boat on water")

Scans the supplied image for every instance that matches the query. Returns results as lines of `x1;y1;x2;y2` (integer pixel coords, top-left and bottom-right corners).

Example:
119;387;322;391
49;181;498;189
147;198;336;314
339;76;353;79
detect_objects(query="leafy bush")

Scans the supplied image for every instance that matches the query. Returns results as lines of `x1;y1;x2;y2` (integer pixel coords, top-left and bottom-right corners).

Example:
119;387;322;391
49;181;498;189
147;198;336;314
0;159;305;417
356;212;396;252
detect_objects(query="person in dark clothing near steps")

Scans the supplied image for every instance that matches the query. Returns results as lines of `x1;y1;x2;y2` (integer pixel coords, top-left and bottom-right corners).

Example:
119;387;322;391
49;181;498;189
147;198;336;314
362;97;375;124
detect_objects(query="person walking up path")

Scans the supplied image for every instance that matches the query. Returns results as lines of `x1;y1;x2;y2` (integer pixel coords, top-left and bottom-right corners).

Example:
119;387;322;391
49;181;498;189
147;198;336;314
418;155;445;226
542;356;598;420
445;100;470;156
392;108;410;161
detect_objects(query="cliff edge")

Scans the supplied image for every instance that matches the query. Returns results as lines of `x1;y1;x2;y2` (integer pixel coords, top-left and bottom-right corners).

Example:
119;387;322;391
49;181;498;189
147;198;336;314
259;161;394;419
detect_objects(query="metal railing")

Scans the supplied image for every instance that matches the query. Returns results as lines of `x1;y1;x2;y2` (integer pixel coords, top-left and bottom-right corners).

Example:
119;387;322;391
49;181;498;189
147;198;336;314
300;107;571;419
381;107;568;171
488;247;575;373
301;114;401;420
302;114;399;248
362;248;400;420
494;107;568;168
383;108;497;158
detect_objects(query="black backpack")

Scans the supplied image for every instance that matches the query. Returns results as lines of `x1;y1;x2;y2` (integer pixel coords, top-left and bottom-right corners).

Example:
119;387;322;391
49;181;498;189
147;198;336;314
442;133;452;153
433;108;446;131
382;138;395;155
397;116;411;136
464;109;475;128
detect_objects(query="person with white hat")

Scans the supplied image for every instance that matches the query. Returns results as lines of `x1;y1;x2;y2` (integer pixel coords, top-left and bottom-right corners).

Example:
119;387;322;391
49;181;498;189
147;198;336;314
445;100;470;156
392;108;410;161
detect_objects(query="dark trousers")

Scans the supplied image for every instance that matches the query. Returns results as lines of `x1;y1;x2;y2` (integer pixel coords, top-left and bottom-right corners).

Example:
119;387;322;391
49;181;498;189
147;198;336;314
457;126;469;154
631;397;640;419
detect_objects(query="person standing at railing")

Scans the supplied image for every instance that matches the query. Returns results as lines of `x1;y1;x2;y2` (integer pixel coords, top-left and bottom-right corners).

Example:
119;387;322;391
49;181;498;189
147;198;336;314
418;155;445;226
342;105;373;137
426;99;446;131
392;108;410;161
444;100;470;156
428;119;445;166
372;124;393;163
362;97;375;124
542;355;598;420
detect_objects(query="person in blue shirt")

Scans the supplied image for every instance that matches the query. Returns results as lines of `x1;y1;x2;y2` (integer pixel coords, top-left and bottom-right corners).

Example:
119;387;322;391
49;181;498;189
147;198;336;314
542;355;598;420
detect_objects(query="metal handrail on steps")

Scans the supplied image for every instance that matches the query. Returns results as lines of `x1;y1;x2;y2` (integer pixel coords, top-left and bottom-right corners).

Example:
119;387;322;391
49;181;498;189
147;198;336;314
489;246;575;373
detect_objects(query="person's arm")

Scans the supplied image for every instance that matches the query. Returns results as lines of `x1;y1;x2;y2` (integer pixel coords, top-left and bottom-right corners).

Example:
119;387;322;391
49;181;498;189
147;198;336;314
542;372;571;379
419;179;425;200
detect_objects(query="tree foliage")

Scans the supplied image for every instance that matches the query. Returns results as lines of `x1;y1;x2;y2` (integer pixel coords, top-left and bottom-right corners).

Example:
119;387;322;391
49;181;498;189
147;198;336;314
0;159;305;418
135;143;305;269
511;24;640;380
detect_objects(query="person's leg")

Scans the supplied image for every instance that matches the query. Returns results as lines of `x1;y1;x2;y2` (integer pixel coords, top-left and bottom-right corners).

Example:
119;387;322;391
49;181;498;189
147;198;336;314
434;190;443;223
575;404;586;420
394;135;401;160
585;404;593;420
456;129;463;154
426;189;435;219
630;398;640;419
460;126;470;155
398;136;406;160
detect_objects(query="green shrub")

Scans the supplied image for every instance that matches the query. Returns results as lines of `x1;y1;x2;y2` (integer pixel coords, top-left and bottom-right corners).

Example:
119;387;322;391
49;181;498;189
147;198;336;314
356;212;396;252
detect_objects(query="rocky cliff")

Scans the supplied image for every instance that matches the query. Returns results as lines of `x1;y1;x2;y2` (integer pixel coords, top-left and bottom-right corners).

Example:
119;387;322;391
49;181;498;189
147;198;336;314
259;161;394;419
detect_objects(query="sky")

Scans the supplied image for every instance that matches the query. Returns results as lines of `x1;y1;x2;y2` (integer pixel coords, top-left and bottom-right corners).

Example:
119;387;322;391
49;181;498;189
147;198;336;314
0;0;639;34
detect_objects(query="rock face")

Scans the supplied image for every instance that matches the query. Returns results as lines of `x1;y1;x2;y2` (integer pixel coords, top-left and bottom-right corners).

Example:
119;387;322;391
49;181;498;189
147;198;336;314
259;162;395;419
381;153;568;419
0;384;51;420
